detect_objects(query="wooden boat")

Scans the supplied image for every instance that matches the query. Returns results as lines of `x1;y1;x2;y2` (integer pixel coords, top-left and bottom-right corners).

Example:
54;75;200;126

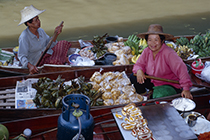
0;64;209;121
0;34;200;77
0;40;98;76
1;92;210;140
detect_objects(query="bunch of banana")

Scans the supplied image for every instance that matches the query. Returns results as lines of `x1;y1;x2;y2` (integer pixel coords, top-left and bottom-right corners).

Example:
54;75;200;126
138;38;147;53
176;45;194;59
131;54;141;64
166;42;178;52
124;34;140;56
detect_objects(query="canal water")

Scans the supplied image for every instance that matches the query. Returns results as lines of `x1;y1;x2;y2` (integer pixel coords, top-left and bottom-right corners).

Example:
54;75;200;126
0;0;210;48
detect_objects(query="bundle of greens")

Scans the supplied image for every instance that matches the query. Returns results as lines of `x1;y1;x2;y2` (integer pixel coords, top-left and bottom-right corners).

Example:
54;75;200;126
124;34;140;56
175;30;210;58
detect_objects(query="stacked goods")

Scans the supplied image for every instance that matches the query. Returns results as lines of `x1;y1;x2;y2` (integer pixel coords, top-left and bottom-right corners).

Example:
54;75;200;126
166;40;194;60
91;34;108;59
32;75;103;108
105;37;133;65
124;34;147;63
175;30;210;58
79;34;108;60
0;49;15;66
131;38;147;63
115;103;155;140
90;71;143;106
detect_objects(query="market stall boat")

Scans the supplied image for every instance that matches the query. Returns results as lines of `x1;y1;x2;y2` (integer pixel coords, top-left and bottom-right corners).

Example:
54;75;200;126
1;91;210;140
0;34;198;77
0;40;98;76
0;64;209;122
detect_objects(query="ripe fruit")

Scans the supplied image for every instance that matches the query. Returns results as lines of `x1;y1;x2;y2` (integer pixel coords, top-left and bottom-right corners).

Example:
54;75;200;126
0;124;9;140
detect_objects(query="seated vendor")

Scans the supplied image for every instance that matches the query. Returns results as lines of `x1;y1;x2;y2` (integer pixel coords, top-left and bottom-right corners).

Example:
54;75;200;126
129;24;193;99
17;5;71;74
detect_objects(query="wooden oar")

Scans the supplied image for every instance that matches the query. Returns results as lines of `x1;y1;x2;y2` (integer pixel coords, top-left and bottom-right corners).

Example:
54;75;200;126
134;74;210;89
35;21;64;67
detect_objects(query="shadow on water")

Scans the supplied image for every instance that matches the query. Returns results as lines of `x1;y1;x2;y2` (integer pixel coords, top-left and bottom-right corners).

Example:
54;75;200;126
1;11;210;48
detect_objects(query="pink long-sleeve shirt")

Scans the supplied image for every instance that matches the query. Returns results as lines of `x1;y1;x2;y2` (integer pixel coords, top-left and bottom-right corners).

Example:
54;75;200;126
132;43;192;90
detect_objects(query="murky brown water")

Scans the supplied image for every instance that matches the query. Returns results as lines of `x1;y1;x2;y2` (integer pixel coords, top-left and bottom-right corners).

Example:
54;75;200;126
1;0;210;48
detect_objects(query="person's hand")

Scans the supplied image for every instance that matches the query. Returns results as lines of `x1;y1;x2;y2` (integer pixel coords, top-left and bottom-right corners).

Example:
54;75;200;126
27;62;39;74
136;69;146;84
181;90;193;99
55;24;63;35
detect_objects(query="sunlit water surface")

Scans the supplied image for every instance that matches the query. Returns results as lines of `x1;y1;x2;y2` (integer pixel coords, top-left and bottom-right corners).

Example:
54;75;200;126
0;0;210;48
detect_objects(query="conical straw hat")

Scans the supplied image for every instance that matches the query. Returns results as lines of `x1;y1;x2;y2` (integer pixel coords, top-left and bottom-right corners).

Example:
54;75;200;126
18;5;45;26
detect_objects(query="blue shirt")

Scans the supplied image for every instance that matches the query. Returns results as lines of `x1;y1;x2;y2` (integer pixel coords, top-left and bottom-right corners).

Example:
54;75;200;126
18;27;57;68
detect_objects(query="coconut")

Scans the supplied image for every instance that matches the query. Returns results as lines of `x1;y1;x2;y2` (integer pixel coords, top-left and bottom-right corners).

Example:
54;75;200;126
0;124;9;140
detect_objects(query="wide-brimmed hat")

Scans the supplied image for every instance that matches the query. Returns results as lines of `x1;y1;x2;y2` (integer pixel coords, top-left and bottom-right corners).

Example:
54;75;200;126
18;5;46;26
137;24;174;40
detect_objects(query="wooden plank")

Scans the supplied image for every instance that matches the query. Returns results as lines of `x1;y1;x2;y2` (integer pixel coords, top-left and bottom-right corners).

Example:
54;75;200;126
0;102;15;107
0;94;15;100
0;89;15;95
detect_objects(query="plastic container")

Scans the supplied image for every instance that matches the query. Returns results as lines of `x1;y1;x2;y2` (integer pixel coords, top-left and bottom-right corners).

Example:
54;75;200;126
191;67;203;75
104;53;117;65
68;54;81;64
191;59;204;75
106;36;118;43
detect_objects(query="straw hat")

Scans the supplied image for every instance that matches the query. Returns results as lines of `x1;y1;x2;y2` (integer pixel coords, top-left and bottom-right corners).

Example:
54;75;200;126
137;24;174;40
18;5;46;26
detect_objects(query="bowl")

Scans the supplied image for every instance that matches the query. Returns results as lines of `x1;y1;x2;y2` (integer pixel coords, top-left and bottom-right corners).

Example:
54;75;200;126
171;97;196;111
68;54;81;64
106;36;118;43
104;53;117;65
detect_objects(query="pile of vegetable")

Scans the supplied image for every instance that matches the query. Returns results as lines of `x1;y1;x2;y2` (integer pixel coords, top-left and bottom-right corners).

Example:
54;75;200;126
0;48;15;66
32;75;103;108
91;33;108;59
175;30;210;58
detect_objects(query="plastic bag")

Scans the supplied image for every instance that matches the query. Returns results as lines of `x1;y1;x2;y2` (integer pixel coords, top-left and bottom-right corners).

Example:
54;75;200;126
196;61;210;83
71;56;95;66
152;85;177;98
78;39;93;49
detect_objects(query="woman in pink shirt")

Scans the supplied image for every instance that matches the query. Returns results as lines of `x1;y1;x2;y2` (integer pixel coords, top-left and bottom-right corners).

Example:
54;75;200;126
130;24;193;99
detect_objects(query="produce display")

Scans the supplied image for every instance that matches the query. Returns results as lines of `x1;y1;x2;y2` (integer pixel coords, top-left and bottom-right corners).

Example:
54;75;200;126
175;30;210;58
32;75;103;108
124;34;147;64
105;37;133;65
0;54;14;66
79;34;108;60
91;33;108;59
90;71;143;106
115;103;155;140
166;41;194;60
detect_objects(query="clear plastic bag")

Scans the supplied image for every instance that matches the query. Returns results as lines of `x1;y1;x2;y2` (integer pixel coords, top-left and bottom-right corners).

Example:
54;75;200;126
78;39;93;49
71;56;95;66
196;61;210;83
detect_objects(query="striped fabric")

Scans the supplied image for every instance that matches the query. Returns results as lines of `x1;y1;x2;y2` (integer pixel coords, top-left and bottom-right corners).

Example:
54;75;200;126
39;40;71;66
